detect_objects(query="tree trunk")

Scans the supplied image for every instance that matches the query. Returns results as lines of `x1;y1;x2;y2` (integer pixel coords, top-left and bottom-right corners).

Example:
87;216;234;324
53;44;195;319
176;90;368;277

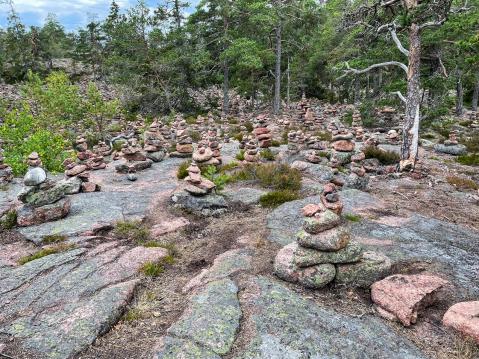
223;60;229;115
455;68;464;117
400;23;421;171
286;57;290;109
174;0;181;29
472;72;479;112
354;76;360;104
273;23;282;114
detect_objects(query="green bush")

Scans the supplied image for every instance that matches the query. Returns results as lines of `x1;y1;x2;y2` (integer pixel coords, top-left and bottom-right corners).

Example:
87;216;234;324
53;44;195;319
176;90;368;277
446;175;478;190
271;140;281;147
189;130;201;142
203;165;231;191
314;131;332;141
259;190;300;208
363;146;400;165
232;132;243;142
231;163;302;191
343;111;353;126
244;121;254;132
457;154;479;166
260;148;276;161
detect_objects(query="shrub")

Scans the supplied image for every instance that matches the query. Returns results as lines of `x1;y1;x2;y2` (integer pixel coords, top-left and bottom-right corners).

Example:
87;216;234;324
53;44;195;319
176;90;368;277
259;190;300;208
457;154;479;166
18;243;74;265
244;121;254;133
231;163;302;192
446;176;478;190
123;308;143;322
235;150;245;161
140;261;165;277
42;234;67;244
232;132;244;142
260;148;276;161
113;220;150;243
271;140;281;147
462;134;479;154
0;210;17;230
185;116;197;125
363;146;400;165
177;160;192;179
343;111;353;126
203;165;231;191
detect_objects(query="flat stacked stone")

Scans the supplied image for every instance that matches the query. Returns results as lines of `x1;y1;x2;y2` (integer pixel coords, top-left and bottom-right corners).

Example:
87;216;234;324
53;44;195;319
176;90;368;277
274;183;390;289
287;131;303;155
253;115;272;148
17;153;71;226
330;130;355;167
143;121;167;162
92;141;112;157
0;142;13;184
346;152;369;190
351;110;364;141
244;136;259;163
193;140;220;166
207;128;223;164
386;130;399;144
184;162;216;196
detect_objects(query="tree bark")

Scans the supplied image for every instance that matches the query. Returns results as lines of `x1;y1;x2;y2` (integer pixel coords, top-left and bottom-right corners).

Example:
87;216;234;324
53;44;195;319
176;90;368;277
472;72;479;112
400;23;421;171
174;0;182;29
455;68;464;117
273;23;282;114
286;57;290;109
223;60;229;115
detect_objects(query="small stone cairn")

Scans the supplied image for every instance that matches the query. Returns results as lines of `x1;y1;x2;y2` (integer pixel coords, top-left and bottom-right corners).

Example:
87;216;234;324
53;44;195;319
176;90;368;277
346;152;369;190
434;129;467;156
63;158;99;193
274;183;391;289
253;115;272;148
172;121;194;158
0;142;13;184
115;138;152;175
93;141;112;157
17;153;71;226
184;162;216;196
244;136;259;163
330;129;355;167
351;111;364;141
207;128;223;164
193;139;220;166
143;121;167;162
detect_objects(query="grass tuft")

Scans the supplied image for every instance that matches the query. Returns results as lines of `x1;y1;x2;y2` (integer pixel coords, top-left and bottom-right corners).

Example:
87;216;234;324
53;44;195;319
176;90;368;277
344;213;362;222
114;220;150;243
446;175;478;190
259;190;300;208
42;234;67;244
363;146;400;165
18;243;74;265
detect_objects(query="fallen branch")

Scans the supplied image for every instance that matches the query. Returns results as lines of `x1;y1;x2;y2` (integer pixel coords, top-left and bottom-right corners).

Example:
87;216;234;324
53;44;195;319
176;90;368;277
337;61;407;80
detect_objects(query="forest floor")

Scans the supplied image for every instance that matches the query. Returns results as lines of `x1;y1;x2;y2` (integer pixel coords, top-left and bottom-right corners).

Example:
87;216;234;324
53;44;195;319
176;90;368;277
1;142;478;359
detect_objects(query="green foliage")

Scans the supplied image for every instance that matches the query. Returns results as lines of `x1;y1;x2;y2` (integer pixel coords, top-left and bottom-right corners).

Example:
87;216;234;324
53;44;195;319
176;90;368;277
446;175;478;190
113;220;150;243
18;244;74;265
123;308;143;322
271;140;281;147
177;160;191;179
363;146;400;165
232;163;302;192
140;261;165;277
344;213;362;222
0;210;17;230
260;148;276;161
235;150;245;161
457;154;479;166
83;82;120;135
314;131;332;141
343;111;353;126
244;121;254;133
42;234;67;244
203;165;231;191
259;190;300;208
189;130;202;142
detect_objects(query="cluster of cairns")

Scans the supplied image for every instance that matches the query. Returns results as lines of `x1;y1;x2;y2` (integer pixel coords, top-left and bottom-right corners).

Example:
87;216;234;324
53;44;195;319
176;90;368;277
434;129;467;156
274;183;391;289
0;141;13;185
143;121;167;162
253;115;272;148
16;153;71;226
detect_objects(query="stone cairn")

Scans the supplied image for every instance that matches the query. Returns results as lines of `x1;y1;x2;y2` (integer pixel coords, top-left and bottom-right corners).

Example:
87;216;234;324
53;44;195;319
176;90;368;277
351;110;364;141
0;142;13;184
434;129;467;156
115;138;152;177
63;157;99;193
172;121;194;158
244;136;259;163
17;153;71;226
274;183;391;289
193;139;220;166
183;162;216;196
346;152;369;190
207;128;223;164
287;130;304;155
305;134;328;164
330;128;355;168
143;121;167;162
93;141;112;157
253;115;272;148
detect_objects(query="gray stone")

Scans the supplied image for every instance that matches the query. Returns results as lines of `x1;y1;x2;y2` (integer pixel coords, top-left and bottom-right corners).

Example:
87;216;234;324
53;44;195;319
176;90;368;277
223;187;267;205
336;251;392;288
171;190;227;217
153;336;220;359
296;227;350;251
57;177;82;195
115;159;153;173
23;167;46;186
18;181;66;207
434;143;467;156
167;279;241;355
292;161;334;182
16;197;71;227
303;210;342;234
344;173;369;190
146;151;166;162
236;276;426;359
294;241;363;267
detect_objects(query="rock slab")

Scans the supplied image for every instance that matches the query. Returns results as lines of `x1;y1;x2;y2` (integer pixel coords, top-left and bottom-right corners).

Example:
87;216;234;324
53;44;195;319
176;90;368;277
443;301;479;343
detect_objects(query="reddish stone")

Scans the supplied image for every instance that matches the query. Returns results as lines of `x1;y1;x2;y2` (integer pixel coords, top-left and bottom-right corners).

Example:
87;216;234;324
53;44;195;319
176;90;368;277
81;182;97;192
176;144;193;153
65;165;87;177
443;301;479;343
17;198;71;227
371;274;448;327
253;127;270;136
323;183;336;194
151;217;190;237
302;204;322;217
332;140;355;152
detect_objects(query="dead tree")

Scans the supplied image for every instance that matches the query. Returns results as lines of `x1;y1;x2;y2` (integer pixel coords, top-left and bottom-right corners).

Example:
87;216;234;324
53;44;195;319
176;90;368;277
338;0;462;171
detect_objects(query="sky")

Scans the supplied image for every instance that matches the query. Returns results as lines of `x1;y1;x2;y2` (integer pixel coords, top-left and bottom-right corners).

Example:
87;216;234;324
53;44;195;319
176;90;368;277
0;0;200;31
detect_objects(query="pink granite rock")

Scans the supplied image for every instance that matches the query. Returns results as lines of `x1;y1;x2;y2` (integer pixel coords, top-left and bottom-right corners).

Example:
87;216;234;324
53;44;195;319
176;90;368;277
443;301;479;343
301;204;322;217
371;273;448;326
151;217;190;237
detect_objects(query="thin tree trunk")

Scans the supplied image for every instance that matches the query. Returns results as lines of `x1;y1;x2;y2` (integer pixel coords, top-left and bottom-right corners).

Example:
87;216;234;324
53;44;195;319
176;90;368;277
174;0;181;29
223;60;229;115
472;72;479;112
273;23;282;114
456;68;464;117
286;57;290;109
354;76;360;104
400;23;421;171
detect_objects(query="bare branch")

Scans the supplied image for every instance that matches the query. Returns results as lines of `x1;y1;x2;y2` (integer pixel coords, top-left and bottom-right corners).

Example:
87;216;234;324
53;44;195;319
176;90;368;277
420;18;447;30
391;91;406;104
389;27;409;57
337;61;408;80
